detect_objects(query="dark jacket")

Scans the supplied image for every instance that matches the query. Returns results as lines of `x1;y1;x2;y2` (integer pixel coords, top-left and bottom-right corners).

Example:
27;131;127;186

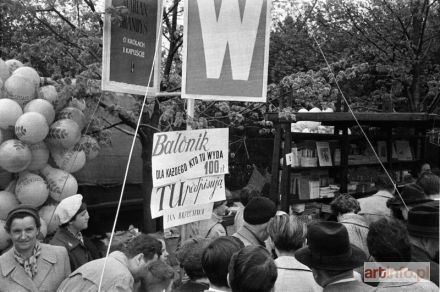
50;227;100;271
411;243;439;286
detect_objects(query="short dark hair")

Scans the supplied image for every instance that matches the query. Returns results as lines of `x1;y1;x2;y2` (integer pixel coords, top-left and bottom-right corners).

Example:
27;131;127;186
375;174;395;190
5;209;41;233
267;214;306;252
417;172;440;195
330;194;360;215
201;236;242;287
124;234;162;261
367;218;411;262
228;246;277;292
239;188;261;206
176;237;211;280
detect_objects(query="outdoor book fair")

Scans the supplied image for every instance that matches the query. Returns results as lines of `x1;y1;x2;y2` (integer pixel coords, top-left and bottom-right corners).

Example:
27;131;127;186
0;0;439;291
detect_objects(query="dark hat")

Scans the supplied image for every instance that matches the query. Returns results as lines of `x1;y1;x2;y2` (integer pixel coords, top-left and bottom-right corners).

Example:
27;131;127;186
407;202;439;239
6;205;41;229
295;221;367;270
387;184;432;207
243;197;276;225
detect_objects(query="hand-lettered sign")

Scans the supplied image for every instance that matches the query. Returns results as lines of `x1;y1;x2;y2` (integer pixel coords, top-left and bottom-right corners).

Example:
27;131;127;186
182;0;271;102
102;0;162;95
151;175;226;218
151;128;229;187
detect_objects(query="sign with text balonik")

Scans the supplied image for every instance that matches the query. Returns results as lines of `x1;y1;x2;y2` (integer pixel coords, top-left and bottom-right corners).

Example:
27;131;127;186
102;0;162;95
182;0;271;102
151;128;229;187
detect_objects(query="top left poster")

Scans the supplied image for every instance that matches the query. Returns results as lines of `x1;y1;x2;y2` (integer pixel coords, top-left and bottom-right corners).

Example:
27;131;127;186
102;0;162;95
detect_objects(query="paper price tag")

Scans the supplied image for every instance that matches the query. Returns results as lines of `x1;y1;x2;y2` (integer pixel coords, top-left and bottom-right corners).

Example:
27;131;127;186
285;153;293;166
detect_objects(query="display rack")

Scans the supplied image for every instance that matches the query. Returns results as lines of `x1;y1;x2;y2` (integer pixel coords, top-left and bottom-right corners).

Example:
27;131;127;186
265;112;440;212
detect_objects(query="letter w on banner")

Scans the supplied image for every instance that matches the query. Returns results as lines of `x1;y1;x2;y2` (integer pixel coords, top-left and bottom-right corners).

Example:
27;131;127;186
182;0;271;102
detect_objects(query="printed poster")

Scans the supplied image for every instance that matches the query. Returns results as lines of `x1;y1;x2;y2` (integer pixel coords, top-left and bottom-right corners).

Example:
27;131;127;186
152;128;229;187
102;0;162;95
182;0;271;102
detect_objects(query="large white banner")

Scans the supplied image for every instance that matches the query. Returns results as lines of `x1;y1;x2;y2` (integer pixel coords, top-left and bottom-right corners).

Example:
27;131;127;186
150;175;226;218
163;202;214;229
152;128;229;187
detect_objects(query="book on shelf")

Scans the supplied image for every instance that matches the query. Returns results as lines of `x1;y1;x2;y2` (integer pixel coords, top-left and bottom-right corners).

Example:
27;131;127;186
291;147;300;167
298;175;320;200
316;141;332;167
394;140;413;161
377;141;387;162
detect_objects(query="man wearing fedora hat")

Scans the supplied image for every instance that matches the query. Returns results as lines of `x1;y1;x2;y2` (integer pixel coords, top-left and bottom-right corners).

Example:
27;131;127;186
407;203;439;286
386;184;432;221
295;221;373;291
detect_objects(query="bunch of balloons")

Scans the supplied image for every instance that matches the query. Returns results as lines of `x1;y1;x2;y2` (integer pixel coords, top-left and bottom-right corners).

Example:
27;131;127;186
0;58;100;249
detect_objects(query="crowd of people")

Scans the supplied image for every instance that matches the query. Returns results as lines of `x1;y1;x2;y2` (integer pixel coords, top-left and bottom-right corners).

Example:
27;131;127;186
0;163;438;291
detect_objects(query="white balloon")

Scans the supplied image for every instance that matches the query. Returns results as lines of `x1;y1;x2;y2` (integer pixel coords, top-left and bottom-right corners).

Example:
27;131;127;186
24;99;56;125
15;172;49;207
0;99;23;129
15;112;49;144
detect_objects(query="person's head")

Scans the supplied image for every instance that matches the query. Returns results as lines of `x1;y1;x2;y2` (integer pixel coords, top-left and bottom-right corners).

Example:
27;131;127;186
295;221;366;286
239;188;261;206
267;214;306;254
176;237;211;281
213;200;229;217
124;234;163;280
375;174;396;193
330;194;360;217
367;218;411;262
417;172;440;196
202;236;243;289
5;205;41;255
243;197;277;241
228;246;277;292
140;260;175;292
387;184;431;220
418;162;431;177
407;203;439;258
149;232;169;263
55;194;89;233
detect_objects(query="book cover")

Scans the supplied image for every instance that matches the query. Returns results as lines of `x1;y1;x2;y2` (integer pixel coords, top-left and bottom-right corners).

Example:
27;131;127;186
316;141;332;167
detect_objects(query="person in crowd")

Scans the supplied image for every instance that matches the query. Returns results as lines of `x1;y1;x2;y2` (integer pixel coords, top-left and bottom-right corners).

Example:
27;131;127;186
267;214;322;292
50;194;101;271
295;221;372;292
358;174;395;224
407;204;439;285
57;233;162;292
149;232;170;263
417;171;440;200
201;236;243;292
330;194;370;258
228;245;277;292
198;200;228;239
234;188;261;231
387;183;432;220
0;205;71;292
172;237;211;292
232;196;276;247
414;161;432;178
137;260;175;292
367;218;438;291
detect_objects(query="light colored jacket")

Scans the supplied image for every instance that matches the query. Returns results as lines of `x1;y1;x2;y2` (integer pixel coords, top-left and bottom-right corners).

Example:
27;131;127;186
375;272;439;291
57;251;133;292
274;256;322;292
198;213;226;239
339;213;370;259
0;243;71;292
232;225;265;247
358;190;393;224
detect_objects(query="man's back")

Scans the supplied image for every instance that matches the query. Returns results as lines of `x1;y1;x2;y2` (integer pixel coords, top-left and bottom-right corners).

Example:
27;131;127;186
57;251;134;292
